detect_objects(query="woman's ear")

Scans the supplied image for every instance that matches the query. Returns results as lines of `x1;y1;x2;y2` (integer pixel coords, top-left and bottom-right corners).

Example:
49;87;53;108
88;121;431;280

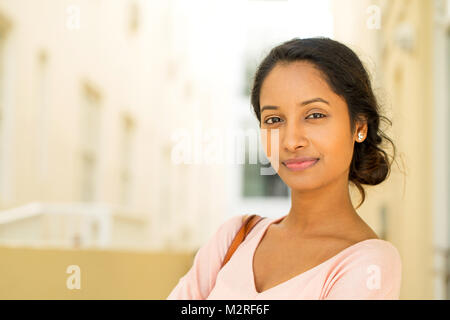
354;116;368;141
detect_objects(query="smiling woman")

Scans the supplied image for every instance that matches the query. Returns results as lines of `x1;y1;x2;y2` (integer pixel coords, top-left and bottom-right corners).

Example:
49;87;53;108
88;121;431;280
252;38;397;209
167;37;402;300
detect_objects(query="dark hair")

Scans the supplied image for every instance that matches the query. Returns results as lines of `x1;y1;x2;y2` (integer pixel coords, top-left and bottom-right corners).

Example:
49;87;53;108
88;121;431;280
250;37;397;209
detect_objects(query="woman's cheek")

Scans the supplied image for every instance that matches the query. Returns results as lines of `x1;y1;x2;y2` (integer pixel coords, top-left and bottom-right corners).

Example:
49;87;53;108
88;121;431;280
260;128;280;159
326;133;354;171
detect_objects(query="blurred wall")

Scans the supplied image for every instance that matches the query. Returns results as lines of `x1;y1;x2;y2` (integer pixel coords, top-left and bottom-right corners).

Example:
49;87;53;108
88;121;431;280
0;245;194;299
0;0;445;300
333;0;438;299
0;0;244;251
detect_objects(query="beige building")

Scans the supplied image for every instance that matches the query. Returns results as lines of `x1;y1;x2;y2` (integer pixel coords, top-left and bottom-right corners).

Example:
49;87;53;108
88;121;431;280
0;0;331;252
333;0;450;299
0;0;447;299
0;0;244;251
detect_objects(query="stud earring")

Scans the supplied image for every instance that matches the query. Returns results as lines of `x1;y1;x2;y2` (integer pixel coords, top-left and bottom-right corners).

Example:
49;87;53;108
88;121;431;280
358;132;364;141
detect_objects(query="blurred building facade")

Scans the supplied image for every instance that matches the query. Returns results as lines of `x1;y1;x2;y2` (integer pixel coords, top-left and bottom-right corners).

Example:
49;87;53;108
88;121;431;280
333;0;450;299
0;0;246;251
0;0;447;300
0;0;319;253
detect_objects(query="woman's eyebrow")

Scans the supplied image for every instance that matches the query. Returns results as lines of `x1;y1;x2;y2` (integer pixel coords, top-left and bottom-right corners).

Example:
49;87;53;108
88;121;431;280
299;97;330;106
261;97;330;113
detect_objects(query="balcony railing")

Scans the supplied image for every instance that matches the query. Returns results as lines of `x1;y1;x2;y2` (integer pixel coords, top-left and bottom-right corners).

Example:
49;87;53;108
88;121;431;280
0;202;149;249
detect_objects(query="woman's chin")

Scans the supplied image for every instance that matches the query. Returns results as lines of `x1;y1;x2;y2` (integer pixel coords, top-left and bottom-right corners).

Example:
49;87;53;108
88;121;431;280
280;176;324;192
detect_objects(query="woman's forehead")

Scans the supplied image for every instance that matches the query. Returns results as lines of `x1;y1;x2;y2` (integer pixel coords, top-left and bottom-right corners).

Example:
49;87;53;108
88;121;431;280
260;61;341;107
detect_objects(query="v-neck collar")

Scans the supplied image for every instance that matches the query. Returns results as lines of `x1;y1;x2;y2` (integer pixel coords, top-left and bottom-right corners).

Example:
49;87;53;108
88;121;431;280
249;215;388;296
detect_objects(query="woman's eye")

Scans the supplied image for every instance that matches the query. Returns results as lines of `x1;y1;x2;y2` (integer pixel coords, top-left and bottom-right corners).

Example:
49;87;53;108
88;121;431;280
264;113;325;124
264;117;282;124
306;113;326;119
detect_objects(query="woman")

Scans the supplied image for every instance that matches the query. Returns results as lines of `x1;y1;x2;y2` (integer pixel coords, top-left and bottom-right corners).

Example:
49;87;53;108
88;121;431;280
167;37;402;299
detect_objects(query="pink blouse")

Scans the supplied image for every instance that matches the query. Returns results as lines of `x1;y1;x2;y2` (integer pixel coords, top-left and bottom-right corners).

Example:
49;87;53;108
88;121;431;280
166;214;402;300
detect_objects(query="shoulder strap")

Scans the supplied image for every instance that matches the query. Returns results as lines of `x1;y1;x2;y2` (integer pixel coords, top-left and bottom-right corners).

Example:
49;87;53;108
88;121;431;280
221;214;264;269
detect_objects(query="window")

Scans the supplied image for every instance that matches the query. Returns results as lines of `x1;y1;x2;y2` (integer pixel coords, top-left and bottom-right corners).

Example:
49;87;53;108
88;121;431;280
36;51;48;180
242;144;289;198
80;84;101;202
242;56;257;97
240;55;289;198
119;114;134;206
80;152;96;202
128;1;140;34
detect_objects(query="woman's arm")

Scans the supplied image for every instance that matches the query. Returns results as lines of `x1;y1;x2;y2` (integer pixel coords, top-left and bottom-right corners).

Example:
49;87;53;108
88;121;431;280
166;214;244;300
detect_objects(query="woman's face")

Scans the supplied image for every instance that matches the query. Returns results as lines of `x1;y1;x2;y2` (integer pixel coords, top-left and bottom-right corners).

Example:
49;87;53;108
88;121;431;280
259;61;365;191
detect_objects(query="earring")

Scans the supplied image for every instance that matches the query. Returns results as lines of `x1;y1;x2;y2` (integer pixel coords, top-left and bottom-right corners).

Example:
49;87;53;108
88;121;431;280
358;132;364;141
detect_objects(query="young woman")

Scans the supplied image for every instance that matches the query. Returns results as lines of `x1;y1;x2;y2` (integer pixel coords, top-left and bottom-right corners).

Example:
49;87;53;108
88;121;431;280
167;37;402;300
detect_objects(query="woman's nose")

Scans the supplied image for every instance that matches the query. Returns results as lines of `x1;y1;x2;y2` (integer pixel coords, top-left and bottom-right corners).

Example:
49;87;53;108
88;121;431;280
282;122;307;153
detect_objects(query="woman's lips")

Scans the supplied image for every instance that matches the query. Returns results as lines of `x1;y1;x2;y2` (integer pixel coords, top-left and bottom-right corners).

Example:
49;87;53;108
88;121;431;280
283;159;319;171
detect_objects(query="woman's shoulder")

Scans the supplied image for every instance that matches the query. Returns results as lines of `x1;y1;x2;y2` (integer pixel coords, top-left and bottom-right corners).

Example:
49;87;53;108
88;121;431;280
210;214;249;249
348;238;401;259
332;217;402;263
212;214;268;251
215;214;267;234
323;239;402;299
332;238;402;276
214;214;246;239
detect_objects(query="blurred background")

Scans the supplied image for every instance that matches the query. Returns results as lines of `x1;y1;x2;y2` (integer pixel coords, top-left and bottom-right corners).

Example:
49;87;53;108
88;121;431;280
0;0;448;299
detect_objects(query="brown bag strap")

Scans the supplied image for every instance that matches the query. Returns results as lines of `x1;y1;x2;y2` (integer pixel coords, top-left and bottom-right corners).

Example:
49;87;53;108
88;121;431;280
221;214;264;269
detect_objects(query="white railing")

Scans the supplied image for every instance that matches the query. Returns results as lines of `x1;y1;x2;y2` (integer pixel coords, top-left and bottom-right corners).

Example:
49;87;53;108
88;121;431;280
0;202;149;249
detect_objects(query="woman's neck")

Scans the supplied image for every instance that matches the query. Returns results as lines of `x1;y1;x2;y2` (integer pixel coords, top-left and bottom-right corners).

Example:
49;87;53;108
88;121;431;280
280;177;360;237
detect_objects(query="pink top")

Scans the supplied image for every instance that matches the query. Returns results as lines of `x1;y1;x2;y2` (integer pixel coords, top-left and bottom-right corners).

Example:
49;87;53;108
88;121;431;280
166;214;402;300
